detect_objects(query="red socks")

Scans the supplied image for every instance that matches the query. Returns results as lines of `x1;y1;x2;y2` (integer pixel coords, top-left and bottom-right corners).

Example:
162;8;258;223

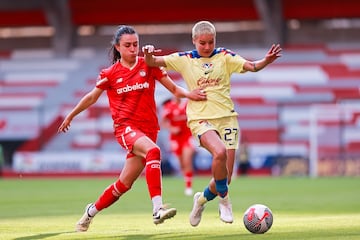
145;147;162;198
185;171;193;188
94;147;162;211
95;179;130;211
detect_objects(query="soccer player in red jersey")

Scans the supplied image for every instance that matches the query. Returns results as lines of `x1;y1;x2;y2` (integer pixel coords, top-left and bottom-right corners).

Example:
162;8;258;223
57;25;206;232
161;97;195;196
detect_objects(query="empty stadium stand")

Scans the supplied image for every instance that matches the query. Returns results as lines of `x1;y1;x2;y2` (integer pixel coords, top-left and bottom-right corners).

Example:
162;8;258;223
1;0;359;27
1;0;359;176
1;42;359;176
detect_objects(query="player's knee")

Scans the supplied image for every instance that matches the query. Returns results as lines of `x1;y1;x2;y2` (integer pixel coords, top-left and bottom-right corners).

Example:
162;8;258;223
145;147;161;161
213;147;227;161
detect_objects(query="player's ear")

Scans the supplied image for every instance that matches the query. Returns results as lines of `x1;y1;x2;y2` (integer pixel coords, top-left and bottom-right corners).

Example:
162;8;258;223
114;44;121;52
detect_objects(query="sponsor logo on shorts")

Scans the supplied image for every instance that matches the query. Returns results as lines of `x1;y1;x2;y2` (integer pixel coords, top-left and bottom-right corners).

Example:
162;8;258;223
199;120;211;127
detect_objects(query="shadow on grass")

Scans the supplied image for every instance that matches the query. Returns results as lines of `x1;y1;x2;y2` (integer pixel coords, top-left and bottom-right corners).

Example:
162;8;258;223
11;230;360;240
14;232;74;240
13;232;245;240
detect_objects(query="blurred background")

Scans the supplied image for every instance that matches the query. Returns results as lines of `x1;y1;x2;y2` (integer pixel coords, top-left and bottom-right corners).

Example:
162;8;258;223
0;0;359;178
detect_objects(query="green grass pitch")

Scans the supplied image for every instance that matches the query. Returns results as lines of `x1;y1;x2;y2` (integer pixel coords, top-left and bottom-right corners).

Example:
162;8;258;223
0;176;359;239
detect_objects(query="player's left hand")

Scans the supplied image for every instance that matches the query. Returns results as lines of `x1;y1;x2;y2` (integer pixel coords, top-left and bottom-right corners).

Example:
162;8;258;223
265;44;282;63
58;118;71;133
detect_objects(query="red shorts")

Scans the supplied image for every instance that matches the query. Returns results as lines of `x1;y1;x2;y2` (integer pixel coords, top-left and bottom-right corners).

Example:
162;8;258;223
170;133;194;157
114;124;158;158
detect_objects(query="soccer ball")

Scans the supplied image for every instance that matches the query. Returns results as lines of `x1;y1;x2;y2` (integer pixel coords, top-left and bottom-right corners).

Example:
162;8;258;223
243;204;273;234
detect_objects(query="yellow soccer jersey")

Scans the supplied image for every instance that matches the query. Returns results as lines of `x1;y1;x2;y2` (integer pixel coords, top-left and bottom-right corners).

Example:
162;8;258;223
164;48;246;121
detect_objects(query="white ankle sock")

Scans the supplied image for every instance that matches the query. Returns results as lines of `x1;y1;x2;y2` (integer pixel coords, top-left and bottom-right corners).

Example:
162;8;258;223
152;195;162;213
87;204;99;217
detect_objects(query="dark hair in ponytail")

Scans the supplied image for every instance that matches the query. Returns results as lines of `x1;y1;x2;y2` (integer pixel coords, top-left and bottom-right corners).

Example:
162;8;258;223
109;25;137;64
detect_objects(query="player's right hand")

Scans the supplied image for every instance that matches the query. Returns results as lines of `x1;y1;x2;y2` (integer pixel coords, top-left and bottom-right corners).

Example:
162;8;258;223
142;45;161;54
189;88;207;101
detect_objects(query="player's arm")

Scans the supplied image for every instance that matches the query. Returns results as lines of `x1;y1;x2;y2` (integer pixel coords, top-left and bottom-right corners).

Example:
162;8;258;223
159;75;206;101
58;87;104;133
243;44;282;72
142;45;167;67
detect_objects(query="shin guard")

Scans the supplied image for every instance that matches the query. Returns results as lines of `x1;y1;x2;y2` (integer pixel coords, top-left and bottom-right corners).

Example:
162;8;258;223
95;179;130;211
145;147;162;198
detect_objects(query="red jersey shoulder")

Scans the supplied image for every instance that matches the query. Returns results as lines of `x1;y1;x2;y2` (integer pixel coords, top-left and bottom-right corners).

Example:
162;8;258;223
98;62;121;81
95;62;119;87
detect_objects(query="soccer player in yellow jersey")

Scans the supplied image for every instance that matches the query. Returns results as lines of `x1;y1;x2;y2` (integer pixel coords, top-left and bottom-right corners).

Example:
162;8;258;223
143;20;282;227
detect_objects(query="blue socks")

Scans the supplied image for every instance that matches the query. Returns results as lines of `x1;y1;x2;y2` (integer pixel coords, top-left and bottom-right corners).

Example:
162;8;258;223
215;178;228;198
203;187;217;201
203;178;228;201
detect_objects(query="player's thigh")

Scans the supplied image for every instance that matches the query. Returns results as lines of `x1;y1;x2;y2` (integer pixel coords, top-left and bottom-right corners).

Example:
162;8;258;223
132;135;159;158
200;130;226;156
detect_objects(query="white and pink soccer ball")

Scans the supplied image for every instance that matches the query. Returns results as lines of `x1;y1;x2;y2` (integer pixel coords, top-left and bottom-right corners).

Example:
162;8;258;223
243;204;273;234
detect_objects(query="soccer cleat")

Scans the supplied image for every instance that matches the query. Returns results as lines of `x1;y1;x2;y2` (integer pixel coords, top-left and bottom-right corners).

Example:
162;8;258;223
219;195;233;224
153;207;177;225
75;203;94;232
189;192;205;227
184;187;193;196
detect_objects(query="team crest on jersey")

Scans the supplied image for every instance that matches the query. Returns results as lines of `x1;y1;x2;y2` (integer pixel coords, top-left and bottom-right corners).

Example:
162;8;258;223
139;69;146;77
202;62;214;74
